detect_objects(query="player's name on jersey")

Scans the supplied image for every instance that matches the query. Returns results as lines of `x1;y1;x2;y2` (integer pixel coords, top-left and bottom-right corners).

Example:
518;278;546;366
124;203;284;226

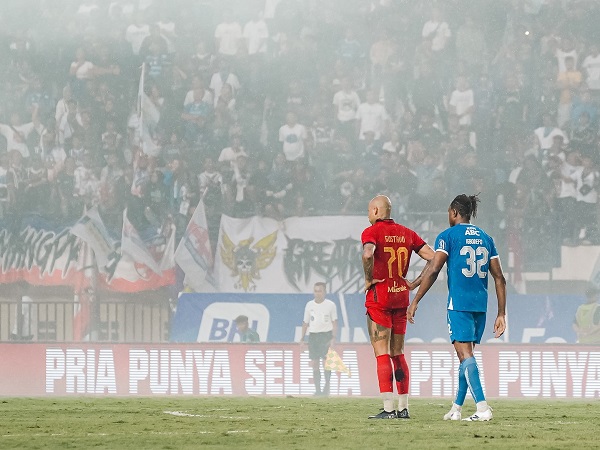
465;238;483;245
388;281;407;293
385;235;406;243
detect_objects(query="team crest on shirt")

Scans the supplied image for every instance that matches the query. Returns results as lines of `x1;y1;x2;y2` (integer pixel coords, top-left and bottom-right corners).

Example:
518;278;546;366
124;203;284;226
220;231;278;292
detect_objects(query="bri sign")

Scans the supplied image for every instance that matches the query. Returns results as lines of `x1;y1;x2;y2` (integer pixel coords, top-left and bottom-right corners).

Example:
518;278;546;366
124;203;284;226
170;293;582;344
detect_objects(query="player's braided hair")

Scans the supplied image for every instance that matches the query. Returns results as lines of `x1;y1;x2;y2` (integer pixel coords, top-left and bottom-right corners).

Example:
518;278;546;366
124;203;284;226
450;194;480;221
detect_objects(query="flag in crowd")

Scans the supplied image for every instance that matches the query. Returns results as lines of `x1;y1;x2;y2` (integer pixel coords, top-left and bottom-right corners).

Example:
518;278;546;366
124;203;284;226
70;206;117;269
175;200;216;292
121;209;162;275
137;63;161;157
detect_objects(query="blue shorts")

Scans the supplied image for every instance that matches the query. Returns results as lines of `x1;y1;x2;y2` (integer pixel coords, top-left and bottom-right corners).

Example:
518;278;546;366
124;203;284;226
447;310;486;344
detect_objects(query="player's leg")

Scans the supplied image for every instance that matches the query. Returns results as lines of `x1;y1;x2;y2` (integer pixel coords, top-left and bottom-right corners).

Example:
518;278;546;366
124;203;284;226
452;311;492;421
366;311;395;419
390;308;409;418
444;310;467;420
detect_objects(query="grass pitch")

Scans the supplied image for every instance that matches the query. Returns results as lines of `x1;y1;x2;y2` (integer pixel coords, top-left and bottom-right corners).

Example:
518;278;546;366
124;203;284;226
0;397;595;449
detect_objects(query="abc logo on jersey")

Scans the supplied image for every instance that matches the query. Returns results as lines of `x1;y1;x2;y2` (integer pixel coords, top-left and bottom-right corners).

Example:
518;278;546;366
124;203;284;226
198;303;270;342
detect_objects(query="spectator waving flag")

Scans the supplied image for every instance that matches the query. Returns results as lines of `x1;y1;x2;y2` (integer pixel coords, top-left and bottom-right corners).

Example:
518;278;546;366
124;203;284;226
175;200;216;292
137;63;160;156
70;206;117;269
100;219;176;293
121;209;162;275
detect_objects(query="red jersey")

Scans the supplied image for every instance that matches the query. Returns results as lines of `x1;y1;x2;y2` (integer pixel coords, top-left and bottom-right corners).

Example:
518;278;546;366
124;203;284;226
361;219;426;309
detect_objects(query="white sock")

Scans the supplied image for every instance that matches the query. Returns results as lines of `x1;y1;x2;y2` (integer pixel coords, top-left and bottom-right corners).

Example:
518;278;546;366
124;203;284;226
451;403;462;412
382;392;394;412
476;400;489;412
397;394;408;410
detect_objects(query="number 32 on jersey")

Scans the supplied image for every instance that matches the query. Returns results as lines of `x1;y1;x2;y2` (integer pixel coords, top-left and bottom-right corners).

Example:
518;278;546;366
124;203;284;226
460;245;489;278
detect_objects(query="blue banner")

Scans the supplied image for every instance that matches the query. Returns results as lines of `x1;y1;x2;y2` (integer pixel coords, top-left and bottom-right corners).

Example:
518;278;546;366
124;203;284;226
170;293;585;344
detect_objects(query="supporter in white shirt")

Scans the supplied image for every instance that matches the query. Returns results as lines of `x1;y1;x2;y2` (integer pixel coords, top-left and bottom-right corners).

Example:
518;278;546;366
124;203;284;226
69;48;95;80
157;19;177;54
0;108;42;159
218;136;248;168
183;76;213;106
582;45;600;91
209;61;241;107
448;76;474;126
125;14;150;56
555;37;577;74
534;113;569;150
422;6;451;52
55;85;73;127
332;77;361;123
356;89;388;140
382;131;403;154
279;112;307;161
214;9;243;57
58;100;81;146
244;13;269;56
574;154;598;204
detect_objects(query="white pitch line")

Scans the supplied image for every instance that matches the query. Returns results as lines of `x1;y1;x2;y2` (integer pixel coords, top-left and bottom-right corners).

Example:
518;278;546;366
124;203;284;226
163;411;251;420
164;411;203;417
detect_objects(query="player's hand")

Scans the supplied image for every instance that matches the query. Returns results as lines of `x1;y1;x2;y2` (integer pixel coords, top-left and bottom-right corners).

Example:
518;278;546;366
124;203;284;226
407;301;418;324
494;315;506;338
364;279;385;292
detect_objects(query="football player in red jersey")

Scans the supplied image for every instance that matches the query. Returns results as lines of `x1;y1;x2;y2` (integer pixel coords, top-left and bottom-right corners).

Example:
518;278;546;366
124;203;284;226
361;195;434;419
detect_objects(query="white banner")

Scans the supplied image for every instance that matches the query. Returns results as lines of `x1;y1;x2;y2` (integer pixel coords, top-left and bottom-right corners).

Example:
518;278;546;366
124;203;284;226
215;215;374;293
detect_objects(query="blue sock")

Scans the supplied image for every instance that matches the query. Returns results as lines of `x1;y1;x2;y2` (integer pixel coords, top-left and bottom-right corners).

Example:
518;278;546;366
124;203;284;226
463;356;485;403
455;361;468;406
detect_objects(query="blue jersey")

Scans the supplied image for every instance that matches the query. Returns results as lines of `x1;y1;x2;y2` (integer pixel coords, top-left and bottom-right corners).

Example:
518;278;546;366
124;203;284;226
435;223;499;312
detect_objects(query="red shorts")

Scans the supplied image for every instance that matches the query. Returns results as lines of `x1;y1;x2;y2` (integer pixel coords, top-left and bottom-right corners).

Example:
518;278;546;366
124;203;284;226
366;306;408;335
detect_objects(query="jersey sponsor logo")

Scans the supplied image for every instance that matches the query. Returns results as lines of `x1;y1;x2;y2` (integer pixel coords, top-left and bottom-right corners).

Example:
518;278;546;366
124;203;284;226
388;281;407;293
465;227;480;236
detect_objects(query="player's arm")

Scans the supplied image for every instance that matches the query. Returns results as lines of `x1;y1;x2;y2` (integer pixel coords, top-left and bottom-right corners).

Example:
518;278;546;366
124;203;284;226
362;242;384;291
407;250;447;323
407;245;435;290
489;257;507;338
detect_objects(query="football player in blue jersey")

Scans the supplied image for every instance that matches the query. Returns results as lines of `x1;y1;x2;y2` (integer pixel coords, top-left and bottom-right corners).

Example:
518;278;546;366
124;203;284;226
407;194;507;421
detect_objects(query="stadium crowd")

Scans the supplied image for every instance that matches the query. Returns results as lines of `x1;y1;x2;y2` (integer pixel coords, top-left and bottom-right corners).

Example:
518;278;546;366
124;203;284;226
0;0;599;267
